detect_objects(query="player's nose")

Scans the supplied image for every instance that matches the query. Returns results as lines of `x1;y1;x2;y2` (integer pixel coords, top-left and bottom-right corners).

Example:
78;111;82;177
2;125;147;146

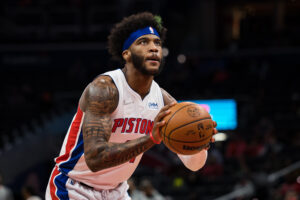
149;41;159;52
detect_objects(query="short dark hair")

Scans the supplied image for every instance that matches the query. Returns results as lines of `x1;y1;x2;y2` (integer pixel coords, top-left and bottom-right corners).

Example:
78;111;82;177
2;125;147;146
107;12;167;64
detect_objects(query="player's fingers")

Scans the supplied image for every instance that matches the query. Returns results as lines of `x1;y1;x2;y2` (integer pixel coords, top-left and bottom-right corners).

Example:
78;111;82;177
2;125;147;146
154;102;177;124
213;128;218;135
169;101;177;107
213;121;217;128
160;101;176;112
155;110;171;122
155;121;166;127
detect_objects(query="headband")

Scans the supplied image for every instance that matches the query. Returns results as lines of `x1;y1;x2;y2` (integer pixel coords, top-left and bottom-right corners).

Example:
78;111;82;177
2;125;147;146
122;26;160;51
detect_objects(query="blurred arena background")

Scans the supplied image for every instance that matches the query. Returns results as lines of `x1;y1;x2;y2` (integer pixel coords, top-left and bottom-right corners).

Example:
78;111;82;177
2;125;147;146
0;0;299;199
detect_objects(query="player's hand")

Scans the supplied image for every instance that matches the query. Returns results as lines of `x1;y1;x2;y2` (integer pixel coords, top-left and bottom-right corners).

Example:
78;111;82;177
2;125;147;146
211;121;218;143
205;121;218;150
151;102;176;144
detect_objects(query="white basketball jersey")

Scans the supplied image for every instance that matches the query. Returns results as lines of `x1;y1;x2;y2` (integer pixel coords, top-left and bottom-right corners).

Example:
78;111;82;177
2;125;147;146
54;69;164;190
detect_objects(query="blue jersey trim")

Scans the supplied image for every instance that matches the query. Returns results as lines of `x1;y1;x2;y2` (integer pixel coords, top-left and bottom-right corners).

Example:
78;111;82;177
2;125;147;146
59;131;84;175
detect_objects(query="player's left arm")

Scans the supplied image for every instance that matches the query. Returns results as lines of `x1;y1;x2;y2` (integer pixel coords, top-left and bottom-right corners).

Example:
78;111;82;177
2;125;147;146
160;88;217;171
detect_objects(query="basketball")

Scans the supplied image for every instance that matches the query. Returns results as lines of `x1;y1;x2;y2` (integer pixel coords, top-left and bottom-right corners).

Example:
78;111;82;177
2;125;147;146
161;102;214;155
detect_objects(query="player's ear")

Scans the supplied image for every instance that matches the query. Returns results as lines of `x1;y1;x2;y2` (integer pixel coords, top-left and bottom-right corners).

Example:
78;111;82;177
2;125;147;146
122;50;131;62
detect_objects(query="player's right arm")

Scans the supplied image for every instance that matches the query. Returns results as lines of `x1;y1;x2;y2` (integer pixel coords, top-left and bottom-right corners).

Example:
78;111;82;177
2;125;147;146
160;88;217;171
79;76;171;172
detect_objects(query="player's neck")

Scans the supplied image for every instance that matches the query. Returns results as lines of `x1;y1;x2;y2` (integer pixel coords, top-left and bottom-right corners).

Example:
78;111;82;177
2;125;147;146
122;66;153;100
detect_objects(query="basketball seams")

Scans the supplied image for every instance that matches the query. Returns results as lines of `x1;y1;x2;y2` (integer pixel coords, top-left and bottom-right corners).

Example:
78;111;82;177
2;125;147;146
168;117;212;139
163;103;194;146
162;102;213;155
167;117;212;152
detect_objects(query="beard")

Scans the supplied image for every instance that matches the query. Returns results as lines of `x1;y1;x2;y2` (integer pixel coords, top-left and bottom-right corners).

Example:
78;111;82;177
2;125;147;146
131;52;164;76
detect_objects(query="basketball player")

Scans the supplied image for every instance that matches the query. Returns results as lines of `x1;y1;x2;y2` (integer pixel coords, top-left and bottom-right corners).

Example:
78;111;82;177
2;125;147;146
46;12;217;200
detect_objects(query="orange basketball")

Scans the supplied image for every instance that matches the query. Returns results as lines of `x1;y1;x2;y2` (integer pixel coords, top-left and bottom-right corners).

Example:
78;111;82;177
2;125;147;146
161;102;214;155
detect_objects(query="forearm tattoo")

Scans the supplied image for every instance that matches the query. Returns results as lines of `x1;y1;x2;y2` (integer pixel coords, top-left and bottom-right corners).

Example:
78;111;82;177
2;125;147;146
92;137;154;171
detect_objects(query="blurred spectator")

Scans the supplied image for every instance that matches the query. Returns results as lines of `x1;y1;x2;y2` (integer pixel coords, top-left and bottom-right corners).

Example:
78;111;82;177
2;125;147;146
199;153;224;180
0;172;14;200
128;178;145;200
264;131;283;155
283;190;299;200
138;178;165;200
245;135;266;158
233;175;255;200
225;134;247;159
277;176;300;200
21;186;42;200
210;145;224;166
23;172;41;198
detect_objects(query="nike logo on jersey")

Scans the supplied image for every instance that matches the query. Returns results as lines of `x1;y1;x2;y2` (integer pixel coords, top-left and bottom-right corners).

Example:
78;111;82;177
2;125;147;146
124;99;134;105
112;118;153;134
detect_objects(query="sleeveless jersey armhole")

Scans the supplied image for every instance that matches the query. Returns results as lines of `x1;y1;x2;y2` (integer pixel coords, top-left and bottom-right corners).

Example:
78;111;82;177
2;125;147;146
159;87;165;106
155;83;165;107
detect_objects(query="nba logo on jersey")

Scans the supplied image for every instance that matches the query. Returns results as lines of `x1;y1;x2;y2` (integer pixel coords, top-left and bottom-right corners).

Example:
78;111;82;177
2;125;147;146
148;102;158;110
149;27;154;34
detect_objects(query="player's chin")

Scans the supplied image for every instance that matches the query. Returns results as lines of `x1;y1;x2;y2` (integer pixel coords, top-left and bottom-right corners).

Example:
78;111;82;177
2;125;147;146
148;68;160;76
146;61;160;70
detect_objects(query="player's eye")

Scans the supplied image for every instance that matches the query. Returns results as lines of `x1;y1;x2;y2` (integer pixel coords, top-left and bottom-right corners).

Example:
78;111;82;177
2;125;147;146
139;40;147;45
154;40;162;46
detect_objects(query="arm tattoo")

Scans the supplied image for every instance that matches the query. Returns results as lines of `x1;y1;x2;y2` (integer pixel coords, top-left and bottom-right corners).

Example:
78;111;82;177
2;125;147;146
83;115;111;141
92;137;154;171
82;76;155;172
84;126;106;138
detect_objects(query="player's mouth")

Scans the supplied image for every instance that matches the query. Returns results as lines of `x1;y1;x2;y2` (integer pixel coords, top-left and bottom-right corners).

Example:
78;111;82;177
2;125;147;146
145;55;160;65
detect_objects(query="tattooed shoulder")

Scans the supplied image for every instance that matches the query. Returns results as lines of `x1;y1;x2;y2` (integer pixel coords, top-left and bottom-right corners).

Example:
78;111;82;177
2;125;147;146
85;75;119;115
